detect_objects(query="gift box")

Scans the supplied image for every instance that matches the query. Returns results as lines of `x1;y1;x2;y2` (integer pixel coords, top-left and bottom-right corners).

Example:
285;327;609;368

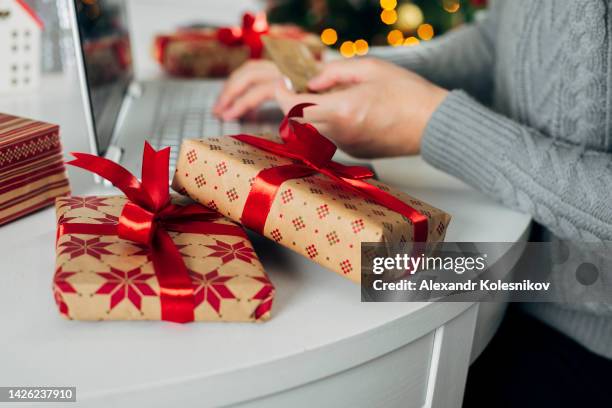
53;144;274;323
0;113;70;225
153;13;324;78
172;104;451;283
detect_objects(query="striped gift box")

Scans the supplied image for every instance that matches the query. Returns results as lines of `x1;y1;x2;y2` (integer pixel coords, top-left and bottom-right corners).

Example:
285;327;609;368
0;113;70;225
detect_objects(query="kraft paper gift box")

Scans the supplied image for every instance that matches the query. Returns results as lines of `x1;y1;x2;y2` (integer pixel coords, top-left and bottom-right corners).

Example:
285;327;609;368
153;13;324;78
0;113;70;225
53;144;274;323
172;104;451;283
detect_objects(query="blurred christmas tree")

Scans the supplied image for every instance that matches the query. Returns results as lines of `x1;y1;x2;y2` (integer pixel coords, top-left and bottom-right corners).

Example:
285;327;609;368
266;0;487;57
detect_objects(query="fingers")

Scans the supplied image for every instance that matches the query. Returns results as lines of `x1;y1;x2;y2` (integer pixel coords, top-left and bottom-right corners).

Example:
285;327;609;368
307;59;371;92
220;82;276;120
274;80;326;113
214;61;279;116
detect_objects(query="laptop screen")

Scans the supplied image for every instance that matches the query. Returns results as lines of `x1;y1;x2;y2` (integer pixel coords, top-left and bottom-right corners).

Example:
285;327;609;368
73;0;133;155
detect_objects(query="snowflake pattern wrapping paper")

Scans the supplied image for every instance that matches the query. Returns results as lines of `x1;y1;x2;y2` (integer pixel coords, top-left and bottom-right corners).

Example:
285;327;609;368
0;113;70;225
53;195;274;322
172;132;451;284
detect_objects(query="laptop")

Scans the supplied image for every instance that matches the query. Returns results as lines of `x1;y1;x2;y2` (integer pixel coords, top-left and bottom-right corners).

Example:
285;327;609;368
68;0;277;179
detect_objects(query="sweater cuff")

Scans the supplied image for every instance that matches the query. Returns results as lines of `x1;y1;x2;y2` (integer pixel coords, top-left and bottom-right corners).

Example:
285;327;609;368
421;90;516;193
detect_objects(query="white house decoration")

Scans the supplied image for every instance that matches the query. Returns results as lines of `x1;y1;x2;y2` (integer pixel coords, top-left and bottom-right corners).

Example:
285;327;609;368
0;0;43;93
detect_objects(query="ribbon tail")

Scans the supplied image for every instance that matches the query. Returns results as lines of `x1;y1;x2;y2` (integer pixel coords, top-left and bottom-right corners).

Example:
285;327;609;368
67;152;148;206
342;178;429;242
152;229;195;323
326;161;374;180
141;142;170;211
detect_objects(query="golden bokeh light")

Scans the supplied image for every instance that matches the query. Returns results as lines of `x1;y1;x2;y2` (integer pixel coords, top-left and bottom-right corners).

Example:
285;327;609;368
354;39;369;56
443;0;461;13
380;0;397;10
417;23;434;41
340;41;356;58
396;3;424;31
320;28;338;45
403;36;420;47
386;29;404;47
380;9;398;25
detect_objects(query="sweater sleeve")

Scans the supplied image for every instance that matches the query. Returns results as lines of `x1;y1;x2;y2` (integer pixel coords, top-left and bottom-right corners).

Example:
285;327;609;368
422;90;612;241
369;10;497;104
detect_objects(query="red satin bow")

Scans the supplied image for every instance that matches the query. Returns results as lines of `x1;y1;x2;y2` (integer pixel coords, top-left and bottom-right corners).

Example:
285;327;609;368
62;143;245;323
216;12;269;58
232;103;429;242
154;13;268;66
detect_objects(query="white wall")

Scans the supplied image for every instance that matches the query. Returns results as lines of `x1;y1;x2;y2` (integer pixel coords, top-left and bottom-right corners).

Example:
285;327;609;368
127;0;264;79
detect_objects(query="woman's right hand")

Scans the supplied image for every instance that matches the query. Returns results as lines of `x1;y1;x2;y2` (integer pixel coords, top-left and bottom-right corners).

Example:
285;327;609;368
213;60;283;120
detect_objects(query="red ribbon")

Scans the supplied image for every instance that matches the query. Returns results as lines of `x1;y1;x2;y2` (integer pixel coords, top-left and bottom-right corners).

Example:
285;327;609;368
154;12;269;64
232;103;429;242
216;12;269;58
62;143;246;323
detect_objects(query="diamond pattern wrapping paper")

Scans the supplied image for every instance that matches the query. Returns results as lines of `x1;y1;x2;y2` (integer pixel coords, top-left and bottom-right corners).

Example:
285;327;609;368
53;195;274;322
172;136;451;283
0;113;70;225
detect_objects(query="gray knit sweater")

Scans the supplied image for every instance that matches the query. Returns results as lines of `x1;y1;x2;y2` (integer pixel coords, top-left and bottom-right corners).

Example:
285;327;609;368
373;0;612;358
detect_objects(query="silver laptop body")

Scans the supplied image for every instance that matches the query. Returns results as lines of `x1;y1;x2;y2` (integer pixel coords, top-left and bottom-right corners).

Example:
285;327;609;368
68;0;278;179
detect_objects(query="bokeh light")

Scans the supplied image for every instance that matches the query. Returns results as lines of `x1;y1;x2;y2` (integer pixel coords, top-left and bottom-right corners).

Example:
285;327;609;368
443;0;461;13
386;29;404;46
417;23;434;41
380;9;398;25
340;41;356;58
380;0;397;10
396;3;424;31
403;36;420;47
354;39;369;55
320;28;338;45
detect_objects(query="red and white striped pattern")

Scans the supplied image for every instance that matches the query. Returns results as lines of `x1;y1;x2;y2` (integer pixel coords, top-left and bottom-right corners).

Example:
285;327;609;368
0;113;70;225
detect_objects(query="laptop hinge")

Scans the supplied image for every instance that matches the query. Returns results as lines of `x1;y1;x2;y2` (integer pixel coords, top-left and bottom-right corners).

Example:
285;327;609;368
96;81;143;184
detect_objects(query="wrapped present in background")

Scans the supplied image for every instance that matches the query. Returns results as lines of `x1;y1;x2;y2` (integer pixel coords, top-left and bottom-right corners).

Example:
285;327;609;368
0;113;70;225
54;144;274;323
172;104;451;283
153;12;324;78
82;36;132;87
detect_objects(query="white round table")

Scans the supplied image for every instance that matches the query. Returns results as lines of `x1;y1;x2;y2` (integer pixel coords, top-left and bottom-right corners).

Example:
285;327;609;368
0;74;531;408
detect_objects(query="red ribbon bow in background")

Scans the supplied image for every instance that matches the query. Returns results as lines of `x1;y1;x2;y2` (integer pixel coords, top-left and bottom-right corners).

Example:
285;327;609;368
154;12;269;65
60;143;246;323
216;12;269;58
232;103;429;242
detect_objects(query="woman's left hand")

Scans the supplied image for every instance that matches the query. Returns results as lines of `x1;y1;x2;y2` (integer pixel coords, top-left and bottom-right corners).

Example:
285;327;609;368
275;58;448;158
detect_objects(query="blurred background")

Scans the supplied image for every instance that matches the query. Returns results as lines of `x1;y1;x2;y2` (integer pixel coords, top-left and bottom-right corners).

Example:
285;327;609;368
26;0;486;79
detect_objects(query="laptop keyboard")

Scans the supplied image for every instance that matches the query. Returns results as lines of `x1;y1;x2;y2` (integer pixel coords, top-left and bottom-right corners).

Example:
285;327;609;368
147;81;242;170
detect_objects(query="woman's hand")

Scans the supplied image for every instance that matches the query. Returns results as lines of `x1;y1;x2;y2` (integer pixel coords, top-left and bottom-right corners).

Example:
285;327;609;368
213;60;283;120
275;58;449;158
